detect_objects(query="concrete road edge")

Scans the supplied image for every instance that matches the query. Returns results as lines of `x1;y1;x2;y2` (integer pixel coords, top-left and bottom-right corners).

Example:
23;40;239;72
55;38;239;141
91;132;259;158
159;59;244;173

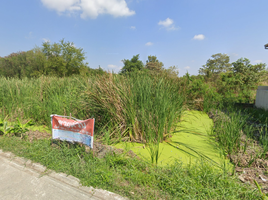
0;149;128;200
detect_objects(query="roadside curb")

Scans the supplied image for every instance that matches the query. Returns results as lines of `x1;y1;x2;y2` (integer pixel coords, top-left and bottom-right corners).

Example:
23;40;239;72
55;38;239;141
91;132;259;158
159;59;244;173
0;149;128;200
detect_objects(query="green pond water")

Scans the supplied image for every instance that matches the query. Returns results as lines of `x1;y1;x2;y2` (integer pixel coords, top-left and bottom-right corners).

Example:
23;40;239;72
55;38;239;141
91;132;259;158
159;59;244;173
113;110;232;170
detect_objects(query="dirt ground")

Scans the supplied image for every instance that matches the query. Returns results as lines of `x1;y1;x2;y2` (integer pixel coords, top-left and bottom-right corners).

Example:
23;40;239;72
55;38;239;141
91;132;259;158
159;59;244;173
26;130;51;142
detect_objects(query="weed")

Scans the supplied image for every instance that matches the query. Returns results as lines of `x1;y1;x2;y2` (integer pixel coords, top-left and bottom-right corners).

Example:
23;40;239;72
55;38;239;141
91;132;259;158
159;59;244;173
254;180;268;200
0;137;261;199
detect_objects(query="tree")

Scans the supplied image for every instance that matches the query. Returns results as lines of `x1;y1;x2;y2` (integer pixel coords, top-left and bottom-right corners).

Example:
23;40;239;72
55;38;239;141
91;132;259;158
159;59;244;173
42;39;87;77
120;54;144;74
231;58;266;86
199;53;231;77
24;47;49;78
145;55;164;72
164;66;179;78
0;51;28;78
144;55;179;78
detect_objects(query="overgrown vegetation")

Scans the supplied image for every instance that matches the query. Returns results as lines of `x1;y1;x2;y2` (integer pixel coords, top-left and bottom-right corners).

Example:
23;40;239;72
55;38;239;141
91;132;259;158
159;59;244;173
85;72;184;143
0;39;104;78
0;136;261;199
0;41;268;198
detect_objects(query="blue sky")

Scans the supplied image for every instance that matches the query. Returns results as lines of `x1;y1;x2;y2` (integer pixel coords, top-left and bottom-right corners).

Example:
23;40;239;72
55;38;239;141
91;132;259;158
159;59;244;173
1;0;268;75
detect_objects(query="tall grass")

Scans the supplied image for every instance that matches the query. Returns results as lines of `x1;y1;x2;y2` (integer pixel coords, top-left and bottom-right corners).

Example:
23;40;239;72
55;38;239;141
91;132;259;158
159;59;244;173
212;110;249;157
85;73;184;145
210;106;268;165
0;74;185;162
0;76;90;125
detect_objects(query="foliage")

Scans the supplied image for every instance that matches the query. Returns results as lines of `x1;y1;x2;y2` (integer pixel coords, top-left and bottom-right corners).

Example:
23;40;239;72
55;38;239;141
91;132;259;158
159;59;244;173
0;49;48;78
85;72;184;145
0;73;183;156
164;65;179;78
119;54;144;74
0;117;11;136
254;180;268;199
0;76;89;126
0;39;92;78
42;39;88;77
187;54;268;107
10;118;33;138
0;117;33;138
143;55;179;78
0;137;261;199
199;53;231;78
145;55;164;72
232;58;266;87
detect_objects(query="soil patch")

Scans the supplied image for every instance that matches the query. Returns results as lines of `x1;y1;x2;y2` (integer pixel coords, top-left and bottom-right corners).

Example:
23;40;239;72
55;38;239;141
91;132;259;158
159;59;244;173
26;130;51;141
91;142;139;159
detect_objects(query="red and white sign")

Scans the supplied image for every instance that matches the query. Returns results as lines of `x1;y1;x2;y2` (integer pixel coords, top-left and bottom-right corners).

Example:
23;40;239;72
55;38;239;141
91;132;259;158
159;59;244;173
51;115;95;148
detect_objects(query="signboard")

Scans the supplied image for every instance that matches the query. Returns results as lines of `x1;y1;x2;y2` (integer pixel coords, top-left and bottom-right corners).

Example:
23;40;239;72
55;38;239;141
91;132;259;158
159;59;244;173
51;115;95;148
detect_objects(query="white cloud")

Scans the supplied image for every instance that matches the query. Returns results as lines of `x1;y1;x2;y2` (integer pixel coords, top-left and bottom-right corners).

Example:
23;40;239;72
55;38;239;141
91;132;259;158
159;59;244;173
232;53;238;57
25;32;34;39
145;42;153;46
108;64;118;68
41;0;81;12
158;18;173;27
108;64;122;73
130;26;136;30
158;18;178;30
193;34;205;40
254;60;263;63
185;66;190;69
41;0;135;19
42;38;50;43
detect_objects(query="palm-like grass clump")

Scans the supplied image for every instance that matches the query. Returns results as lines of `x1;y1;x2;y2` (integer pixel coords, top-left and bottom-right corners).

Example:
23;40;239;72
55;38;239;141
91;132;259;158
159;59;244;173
85;72;184;144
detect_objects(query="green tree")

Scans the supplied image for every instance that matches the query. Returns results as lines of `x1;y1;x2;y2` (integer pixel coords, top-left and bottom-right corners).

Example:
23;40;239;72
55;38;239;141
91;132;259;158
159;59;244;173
120;54;144;74
42;39;87;77
23;48;49;78
0;51;28;78
199;53;231;77
145;55;164;72
145;56;179;78
163;66;179;78
232;58;266;86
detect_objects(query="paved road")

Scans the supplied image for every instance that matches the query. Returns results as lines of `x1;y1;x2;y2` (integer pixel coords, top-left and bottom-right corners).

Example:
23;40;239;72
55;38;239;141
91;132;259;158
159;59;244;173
0;150;126;200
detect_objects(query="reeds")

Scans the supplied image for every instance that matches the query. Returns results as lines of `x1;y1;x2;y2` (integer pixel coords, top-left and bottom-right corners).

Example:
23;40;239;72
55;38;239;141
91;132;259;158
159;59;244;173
0;73;184;143
0;73;185;164
84;72;184;145
0;76;89;125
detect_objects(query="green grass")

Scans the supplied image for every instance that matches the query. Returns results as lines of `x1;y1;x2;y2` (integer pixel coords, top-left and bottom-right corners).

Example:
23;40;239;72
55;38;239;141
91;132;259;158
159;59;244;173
0;76;90;126
0;74;266;198
236;105;268;125
0;136;260;200
209;105;268;166
85;72;185;164
86;73;184;142
0;74;185;165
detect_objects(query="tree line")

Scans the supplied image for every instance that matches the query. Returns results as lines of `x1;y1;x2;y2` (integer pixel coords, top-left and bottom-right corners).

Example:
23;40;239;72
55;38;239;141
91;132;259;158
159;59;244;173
0;39;105;78
0;39;266;86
